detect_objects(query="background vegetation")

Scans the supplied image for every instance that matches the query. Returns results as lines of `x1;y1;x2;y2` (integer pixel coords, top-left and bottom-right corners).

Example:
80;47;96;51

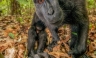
0;0;95;16
0;0;96;58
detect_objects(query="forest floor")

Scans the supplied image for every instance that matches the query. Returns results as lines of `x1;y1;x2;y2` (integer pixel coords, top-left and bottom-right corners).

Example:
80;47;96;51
0;14;96;58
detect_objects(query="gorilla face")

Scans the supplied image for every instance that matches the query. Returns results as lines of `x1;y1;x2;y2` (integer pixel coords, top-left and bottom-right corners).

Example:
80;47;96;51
33;0;64;24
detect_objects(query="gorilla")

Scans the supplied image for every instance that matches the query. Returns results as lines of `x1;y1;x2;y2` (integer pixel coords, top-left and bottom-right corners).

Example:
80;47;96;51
28;0;89;58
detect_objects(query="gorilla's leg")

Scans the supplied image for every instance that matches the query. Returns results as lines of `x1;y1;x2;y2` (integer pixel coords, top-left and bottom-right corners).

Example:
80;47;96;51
70;24;79;50
37;31;47;53
69;22;89;58
27;27;37;57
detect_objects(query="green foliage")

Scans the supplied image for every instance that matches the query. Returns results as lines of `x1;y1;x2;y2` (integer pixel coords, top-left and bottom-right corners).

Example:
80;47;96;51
72;32;77;36
24;49;27;58
0;0;34;16
89;23;93;29
17;0;28;5
17;0;34;7
0;0;8;15
16;17;24;24
8;33;15;39
0;53;4;58
87;39;91;44
94;51;96;55
0;0;95;16
17;0;35;15
87;0;96;9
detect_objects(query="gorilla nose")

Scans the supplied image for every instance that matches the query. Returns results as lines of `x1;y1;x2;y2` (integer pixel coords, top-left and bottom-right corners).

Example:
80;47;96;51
48;7;54;15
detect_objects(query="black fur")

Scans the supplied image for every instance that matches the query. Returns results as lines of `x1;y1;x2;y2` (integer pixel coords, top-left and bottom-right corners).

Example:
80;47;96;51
27;13;47;57
28;0;89;58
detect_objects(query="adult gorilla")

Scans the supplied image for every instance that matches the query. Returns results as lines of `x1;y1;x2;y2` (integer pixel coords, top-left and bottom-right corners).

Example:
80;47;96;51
28;0;89;58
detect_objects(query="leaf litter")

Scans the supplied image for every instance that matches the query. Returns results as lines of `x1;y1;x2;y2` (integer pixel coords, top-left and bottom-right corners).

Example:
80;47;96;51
0;15;96;58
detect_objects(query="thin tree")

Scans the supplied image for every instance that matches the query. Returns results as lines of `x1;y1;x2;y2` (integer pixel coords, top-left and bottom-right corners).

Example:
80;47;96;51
10;0;21;15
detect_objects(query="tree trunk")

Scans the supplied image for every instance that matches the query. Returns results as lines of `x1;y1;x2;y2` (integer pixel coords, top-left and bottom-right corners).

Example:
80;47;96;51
10;0;21;15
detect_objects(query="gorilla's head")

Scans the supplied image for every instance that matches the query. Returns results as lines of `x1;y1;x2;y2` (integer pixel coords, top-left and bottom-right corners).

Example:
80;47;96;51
33;0;64;24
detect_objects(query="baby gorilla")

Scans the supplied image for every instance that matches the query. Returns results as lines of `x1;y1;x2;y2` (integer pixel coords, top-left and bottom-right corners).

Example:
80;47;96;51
27;13;47;58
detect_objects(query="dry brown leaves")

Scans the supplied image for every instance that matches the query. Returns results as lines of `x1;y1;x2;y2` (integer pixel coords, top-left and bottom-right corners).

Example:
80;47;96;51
0;15;96;58
45;26;72;58
0;16;28;58
86;15;96;58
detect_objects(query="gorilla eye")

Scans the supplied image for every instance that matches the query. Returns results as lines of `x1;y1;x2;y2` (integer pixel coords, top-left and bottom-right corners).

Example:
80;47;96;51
38;0;45;4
